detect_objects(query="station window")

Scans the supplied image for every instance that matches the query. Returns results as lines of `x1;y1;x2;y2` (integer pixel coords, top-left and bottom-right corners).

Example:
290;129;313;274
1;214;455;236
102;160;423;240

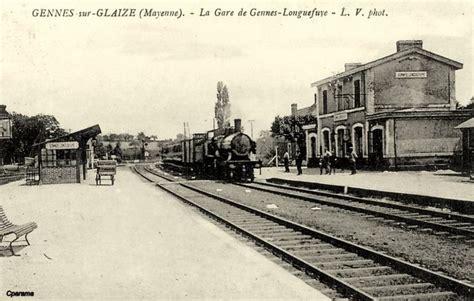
41;149;77;167
354;80;361;107
337;85;344;111
322;90;328;114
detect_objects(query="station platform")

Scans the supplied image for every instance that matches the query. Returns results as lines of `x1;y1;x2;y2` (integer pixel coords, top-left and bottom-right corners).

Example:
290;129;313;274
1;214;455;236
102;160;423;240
0;167;329;300
256;167;473;202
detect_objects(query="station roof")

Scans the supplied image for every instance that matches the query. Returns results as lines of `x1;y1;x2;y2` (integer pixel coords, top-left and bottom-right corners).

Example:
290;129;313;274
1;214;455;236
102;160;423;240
295;103;317;117
310;47;463;88
366;109;472;121
455;118;474;129
33;124;101;146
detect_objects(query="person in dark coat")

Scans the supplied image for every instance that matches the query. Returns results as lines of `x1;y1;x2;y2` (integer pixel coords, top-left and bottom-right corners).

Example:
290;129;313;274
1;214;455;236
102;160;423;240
321;148;331;174
283;151;290;173
329;151;337;175
295;150;303;175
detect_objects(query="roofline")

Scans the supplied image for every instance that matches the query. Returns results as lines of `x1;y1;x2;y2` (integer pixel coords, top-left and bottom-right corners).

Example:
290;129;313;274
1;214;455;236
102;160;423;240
366;110;471;120
33;124;101;146
455;117;474;129
310;47;463;88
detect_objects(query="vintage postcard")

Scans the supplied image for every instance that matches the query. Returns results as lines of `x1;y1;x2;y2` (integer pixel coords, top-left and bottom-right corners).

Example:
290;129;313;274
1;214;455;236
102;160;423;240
1;0;472;300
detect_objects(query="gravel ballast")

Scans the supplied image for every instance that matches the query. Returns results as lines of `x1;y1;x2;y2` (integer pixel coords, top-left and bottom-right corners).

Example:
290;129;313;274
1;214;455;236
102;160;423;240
189;181;474;282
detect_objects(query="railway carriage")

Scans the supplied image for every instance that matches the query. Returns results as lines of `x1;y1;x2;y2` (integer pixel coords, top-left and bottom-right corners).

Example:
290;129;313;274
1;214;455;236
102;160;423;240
161;119;260;181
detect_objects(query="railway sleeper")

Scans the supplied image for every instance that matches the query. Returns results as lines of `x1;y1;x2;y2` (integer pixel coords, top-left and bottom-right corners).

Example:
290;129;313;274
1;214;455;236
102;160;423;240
417;217;447;222
265;234;313;241
272;238;322;246
325;266;395;278
290;248;346;256
300;253;359;262
342;273;418;286
250;228;296;235
281;243;333;251
314;259;376;269
435;220;463;225
361;283;448;298
442;222;472;227
376;291;457;301
242;225;289;231
232;220;276;226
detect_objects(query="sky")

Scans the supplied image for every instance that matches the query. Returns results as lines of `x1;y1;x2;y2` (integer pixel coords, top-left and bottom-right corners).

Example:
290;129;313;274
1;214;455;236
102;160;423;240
1;0;472;140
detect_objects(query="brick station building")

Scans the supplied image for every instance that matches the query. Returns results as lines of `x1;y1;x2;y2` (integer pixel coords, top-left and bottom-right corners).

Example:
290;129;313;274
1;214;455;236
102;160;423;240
305;40;471;170
33;125;101;184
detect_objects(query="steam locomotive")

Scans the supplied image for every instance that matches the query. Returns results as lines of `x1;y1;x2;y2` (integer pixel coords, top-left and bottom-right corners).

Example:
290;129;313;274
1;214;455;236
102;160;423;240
161;119;260;181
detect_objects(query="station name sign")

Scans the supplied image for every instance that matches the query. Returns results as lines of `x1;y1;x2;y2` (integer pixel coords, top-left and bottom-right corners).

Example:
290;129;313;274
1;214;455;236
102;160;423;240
334;112;348;122
46;141;79;150
395;71;427;78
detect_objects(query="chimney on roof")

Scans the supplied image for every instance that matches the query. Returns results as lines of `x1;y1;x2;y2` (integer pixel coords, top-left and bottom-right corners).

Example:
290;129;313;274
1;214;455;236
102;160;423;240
396;40;423;52
344;63;362;71
291;103;298;116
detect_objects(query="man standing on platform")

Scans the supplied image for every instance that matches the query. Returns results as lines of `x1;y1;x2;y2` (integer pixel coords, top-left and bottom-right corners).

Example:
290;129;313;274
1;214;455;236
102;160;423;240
283;151;290;173
350;147;358;175
295;150;303;175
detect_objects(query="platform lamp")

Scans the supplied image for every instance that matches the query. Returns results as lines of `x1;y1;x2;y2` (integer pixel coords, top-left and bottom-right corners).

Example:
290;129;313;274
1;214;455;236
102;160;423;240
0;105;13;166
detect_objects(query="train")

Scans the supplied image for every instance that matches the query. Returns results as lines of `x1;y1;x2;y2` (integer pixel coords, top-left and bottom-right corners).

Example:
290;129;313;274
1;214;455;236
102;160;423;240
160;119;260;181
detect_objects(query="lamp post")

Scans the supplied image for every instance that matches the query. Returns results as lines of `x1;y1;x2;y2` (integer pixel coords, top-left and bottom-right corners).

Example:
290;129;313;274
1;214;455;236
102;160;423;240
0;105;13;166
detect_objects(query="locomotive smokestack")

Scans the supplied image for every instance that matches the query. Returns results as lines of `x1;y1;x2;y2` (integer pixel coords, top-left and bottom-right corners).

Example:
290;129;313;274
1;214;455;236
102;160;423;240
234;119;241;132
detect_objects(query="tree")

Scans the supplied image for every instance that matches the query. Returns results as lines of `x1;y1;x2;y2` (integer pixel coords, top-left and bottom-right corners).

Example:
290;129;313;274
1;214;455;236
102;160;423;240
93;136;107;159
255;130;276;165
457;97;474;110
0;112;67;164
136;132;147;142
214;81;231;129
270;114;317;157
112;141;123;158
109;133;119;141
175;133;184;141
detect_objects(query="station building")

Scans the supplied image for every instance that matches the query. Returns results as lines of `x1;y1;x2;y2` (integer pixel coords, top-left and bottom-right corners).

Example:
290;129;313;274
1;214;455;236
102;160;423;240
306;40;471;170
32;125;101;184
455;118;474;178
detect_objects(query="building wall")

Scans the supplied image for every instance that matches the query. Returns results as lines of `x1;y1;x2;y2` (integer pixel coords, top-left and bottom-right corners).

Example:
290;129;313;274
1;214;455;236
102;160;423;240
395;118;463;156
317;72;365;115
41;166;78;184
372;55;454;110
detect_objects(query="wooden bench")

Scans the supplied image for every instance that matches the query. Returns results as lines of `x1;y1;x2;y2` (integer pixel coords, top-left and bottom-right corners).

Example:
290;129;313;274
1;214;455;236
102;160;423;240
0;206;38;256
96;160;117;185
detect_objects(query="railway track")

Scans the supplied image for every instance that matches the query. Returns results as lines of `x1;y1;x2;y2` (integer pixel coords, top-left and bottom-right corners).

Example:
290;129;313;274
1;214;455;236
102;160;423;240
233;181;474;242
134;165;473;300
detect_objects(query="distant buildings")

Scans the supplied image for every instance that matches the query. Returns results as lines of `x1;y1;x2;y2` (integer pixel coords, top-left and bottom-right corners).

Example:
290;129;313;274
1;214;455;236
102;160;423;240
296;40;472;170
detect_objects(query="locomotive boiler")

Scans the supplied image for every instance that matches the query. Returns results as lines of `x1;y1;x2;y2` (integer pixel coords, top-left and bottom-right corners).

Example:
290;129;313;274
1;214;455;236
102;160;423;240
161;119;259;181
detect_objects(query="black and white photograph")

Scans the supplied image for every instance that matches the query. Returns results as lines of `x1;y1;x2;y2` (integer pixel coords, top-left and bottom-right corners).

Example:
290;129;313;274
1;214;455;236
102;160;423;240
1;0;473;299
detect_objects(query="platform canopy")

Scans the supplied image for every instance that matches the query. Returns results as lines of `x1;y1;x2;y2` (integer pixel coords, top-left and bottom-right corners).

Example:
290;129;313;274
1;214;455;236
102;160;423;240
33;124;102;146
455;118;474;129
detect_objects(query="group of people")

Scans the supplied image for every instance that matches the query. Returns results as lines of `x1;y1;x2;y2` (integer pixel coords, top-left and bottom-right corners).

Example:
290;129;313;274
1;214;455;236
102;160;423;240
283;150;304;175
283;147;358;175
320;147;358;175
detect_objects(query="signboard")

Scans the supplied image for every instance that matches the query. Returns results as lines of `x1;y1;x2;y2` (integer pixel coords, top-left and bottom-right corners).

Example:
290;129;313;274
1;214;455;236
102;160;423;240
0;120;11;139
395;71;427;78
334;112;348;122
46;141;79;150
0;119;12;139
